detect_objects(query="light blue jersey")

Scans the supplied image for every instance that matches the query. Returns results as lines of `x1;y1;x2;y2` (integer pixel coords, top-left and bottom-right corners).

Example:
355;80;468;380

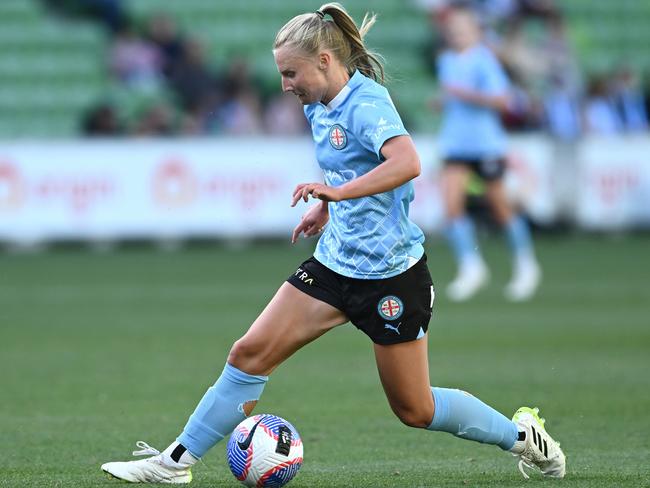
304;70;425;279
437;44;509;158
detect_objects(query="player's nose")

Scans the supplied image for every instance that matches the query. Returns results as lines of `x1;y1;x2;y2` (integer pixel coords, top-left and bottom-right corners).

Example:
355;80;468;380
281;77;293;93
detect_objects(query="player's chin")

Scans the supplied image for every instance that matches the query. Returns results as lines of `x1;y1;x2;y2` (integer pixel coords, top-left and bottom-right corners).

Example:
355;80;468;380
296;93;315;104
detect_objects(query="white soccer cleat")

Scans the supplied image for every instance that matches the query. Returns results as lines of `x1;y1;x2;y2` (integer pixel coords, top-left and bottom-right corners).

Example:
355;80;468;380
101;441;193;484
505;260;541;302
446;261;489;302
511;407;566;479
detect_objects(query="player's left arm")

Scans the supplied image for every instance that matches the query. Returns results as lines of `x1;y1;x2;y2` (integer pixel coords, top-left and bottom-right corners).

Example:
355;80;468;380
444;49;510;112
444;85;509;112
291;135;419;204
291;200;329;243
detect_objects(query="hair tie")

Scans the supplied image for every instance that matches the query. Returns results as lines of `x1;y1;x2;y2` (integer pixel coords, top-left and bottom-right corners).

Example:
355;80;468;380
315;10;325;19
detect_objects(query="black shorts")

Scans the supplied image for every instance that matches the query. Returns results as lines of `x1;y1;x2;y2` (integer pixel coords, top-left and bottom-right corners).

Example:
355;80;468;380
287;256;435;345
444;156;506;181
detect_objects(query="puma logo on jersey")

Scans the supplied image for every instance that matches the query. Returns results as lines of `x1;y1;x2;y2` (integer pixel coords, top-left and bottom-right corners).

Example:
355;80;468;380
384;322;401;334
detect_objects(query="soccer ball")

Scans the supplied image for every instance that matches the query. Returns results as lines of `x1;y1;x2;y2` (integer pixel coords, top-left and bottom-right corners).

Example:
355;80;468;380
226;414;303;487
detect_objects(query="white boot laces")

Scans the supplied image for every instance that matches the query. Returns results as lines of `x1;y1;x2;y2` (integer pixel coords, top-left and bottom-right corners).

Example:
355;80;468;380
517;458;534;479
132;441;161;457
515;434;562;479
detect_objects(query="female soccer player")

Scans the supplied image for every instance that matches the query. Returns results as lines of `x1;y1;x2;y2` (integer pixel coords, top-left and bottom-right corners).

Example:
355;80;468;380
101;3;564;483
437;7;541;302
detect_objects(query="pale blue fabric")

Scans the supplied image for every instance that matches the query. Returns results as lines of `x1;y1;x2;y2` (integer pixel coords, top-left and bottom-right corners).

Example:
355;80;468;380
428;387;517;450
178;363;268;458
505;215;534;259
446;216;481;262
305;70;425;279
437;44;509;158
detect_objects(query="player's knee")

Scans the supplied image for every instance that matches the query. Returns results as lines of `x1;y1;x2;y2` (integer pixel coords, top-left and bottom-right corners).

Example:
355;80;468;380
227;338;265;375
446;206;464;219
444;195;465;218
393;406;433;429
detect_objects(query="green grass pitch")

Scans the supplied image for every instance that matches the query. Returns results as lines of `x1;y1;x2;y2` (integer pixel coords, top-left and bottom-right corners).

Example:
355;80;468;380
1;235;649;487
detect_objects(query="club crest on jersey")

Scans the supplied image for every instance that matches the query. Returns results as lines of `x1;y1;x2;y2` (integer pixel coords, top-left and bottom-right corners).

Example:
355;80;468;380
377;295;404;320
328;124;347;150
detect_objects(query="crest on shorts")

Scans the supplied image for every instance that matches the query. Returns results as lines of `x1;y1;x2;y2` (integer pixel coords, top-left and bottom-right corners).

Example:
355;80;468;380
377;295;403;321
328;124;347;150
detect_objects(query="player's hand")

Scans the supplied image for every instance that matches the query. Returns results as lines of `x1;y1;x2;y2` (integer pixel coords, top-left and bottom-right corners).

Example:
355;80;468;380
443;85;478;104
291;202;329;244
291;182;343;207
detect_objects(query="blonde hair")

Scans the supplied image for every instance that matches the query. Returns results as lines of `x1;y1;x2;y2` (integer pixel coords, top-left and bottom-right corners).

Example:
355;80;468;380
273;2;385;83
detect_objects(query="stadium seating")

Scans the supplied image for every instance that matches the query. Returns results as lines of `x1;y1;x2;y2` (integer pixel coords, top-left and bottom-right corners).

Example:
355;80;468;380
0;0;106;137
0;0;648;138
125;0;436;131
0;0;436;137
562;0;650;73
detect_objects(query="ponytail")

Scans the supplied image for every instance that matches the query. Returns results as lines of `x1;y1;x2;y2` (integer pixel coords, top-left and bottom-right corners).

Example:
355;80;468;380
274;2;385;83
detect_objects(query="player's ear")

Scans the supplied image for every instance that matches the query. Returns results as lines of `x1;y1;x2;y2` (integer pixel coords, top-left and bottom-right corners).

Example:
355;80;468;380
318;52;330;71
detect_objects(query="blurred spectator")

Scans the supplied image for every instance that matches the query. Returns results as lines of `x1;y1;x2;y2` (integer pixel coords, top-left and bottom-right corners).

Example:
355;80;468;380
168;39;219;122
178;112;205;136
414;0;527;57
439;0;584;139
479;0;519;22
109;22;163;93
263;94;309;135
610;65;649;133
216;89;264;135
543;73;581;140
512;0;560;21
415;0;455;68
498;20;553;95
132;103;176;136
82;102;123;136
145;14;187;79
539;16;582;139
213;57;264;135
543;17;578;82
583;75;622;135
500;67;538;131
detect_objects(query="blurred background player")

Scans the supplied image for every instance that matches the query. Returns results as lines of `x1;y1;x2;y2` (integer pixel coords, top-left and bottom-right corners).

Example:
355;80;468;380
436;6;541;302
100;3;564;483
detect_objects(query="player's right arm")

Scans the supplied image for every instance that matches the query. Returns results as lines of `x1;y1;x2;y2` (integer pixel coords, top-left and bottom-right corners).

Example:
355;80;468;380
290;134;419;205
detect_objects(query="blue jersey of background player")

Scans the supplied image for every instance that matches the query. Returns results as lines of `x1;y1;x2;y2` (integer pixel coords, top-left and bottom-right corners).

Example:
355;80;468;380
438;43;508;158
435;6;541;302
101;4;565;484
303;69;425;279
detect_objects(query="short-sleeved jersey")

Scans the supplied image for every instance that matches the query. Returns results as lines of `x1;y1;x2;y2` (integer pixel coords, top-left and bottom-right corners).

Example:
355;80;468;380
303;70;425;279
437;44;509;158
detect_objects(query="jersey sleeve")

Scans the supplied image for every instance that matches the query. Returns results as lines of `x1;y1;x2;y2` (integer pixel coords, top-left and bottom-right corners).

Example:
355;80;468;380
350;90;409;160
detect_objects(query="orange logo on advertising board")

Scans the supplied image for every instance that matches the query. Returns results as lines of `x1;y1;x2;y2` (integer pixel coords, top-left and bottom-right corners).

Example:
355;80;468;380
592;168;639;205
153;160;197;207
0;162;23;210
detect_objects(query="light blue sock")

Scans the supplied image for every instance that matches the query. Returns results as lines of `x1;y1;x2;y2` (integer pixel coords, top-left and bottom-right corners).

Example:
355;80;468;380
428;387;517;451
177;363;268;458
446;216;481;264
505;215;534;261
